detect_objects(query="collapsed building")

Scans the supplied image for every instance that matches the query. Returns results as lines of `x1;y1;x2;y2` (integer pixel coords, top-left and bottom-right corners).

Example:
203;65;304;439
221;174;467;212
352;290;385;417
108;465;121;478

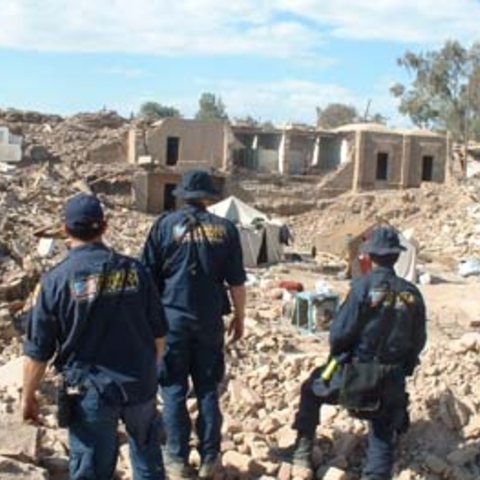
232;123;449;195
128;119;449;213
0;109;450;214
128;118;232;213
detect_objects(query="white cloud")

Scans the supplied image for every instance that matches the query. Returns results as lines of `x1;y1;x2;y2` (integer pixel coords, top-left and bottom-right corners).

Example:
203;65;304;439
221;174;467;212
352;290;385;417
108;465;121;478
189;78;359;124
1;0;479;56
277;0;480;43
97;66;145;78
186;75;414;127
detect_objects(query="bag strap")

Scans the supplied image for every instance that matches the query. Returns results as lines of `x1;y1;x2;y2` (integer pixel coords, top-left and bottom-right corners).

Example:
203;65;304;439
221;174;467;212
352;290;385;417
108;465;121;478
367;276;402;360
146;211;171;272
162;213;199;274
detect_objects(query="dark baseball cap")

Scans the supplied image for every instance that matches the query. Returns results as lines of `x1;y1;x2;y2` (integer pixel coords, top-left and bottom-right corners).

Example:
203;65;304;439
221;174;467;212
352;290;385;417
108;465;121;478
362;226;406;256
64;194;104;231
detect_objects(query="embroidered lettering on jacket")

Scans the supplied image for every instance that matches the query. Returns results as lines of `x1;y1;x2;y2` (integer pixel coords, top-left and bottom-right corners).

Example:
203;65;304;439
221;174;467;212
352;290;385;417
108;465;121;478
172;222;227;244
70;269;140;301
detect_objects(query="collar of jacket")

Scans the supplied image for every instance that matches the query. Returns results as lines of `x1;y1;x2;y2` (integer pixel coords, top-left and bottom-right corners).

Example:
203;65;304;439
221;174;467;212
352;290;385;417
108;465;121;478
182;203;207;214
371;265;396;275
67;242;109;257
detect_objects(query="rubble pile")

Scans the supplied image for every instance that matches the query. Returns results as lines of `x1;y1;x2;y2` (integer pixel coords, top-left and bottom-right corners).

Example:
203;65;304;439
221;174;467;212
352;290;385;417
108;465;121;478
290;182;480;263
0;109;129;165
0;159;152;361
2;109;480;478
2;297;480;480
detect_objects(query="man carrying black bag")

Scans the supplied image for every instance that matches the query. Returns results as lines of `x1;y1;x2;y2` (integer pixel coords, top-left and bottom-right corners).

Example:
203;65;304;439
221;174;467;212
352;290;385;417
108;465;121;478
291;226;427;480
22;194;167;480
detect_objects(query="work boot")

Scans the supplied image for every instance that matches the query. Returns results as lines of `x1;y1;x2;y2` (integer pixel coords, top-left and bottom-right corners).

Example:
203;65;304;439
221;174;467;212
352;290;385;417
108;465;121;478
292;435;314;469
164;457;196;480
198;455;220;479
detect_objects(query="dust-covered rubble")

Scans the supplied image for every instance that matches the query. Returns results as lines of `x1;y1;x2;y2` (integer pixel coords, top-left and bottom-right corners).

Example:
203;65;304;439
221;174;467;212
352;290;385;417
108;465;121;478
2;109;480;478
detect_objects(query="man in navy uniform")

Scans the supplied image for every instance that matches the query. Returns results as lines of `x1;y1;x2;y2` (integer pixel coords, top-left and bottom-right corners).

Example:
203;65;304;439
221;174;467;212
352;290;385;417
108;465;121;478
291;226;427;480
23;193;167;480
141;169;247;479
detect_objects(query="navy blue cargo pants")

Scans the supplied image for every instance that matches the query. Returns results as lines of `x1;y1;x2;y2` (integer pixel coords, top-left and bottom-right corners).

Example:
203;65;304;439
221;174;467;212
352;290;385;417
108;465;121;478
293;366;408;480
68;390;164;480
158;326;225;464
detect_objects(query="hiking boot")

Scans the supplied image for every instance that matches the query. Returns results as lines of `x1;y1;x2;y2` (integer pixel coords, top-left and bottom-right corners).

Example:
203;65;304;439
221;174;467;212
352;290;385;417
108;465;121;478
164;458;196;480
198;455;220;479
292;435;314;469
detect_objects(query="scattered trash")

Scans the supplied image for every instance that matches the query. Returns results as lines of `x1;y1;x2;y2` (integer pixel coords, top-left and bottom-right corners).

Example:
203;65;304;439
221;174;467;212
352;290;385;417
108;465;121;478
278;280;304;292
418;272;432;285
314;279;336;296
37;238;55;258
458;257;480;278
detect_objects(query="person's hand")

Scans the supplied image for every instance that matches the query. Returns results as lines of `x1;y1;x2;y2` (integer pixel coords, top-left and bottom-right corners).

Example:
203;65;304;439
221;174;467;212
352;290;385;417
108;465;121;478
227;314;244;343
21;395;40;425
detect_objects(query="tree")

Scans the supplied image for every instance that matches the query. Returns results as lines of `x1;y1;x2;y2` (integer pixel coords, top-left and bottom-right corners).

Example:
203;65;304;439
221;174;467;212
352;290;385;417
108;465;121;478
316;103;358;129
316;103;385;129
391;40;480;141
195;93;228;121
139;102;181;122
233;116;260;127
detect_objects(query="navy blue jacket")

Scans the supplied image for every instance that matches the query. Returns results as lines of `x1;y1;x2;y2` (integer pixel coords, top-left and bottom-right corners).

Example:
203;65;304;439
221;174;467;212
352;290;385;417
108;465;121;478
24;243;167;404
141;204;246;335
330;265;427;373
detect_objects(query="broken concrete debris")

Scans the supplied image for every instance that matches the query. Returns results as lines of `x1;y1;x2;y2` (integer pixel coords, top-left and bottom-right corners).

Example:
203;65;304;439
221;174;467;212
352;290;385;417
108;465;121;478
2;108;480;479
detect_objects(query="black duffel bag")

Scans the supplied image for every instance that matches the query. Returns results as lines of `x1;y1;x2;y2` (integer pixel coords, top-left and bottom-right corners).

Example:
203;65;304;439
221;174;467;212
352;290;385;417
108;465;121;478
339;359;386;418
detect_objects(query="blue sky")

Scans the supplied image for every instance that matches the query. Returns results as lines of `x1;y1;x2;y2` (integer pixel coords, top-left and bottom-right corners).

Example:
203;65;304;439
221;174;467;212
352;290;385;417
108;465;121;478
1;0;480;126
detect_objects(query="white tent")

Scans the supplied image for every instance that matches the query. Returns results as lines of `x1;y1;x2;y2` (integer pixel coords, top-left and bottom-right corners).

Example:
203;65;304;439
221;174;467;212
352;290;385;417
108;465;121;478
208;196;284;268
208;195;268;224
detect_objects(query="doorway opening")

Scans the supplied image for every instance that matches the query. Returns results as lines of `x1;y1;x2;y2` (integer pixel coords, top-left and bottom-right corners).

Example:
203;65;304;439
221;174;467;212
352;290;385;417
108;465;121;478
163;183;177;211
166;137;180;166
376;152;389;180
422;155;434;181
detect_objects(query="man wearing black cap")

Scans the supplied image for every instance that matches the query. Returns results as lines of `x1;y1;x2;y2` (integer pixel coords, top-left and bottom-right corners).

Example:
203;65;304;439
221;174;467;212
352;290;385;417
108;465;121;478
23;193;167;480
141;169;247;479
291;226;427;480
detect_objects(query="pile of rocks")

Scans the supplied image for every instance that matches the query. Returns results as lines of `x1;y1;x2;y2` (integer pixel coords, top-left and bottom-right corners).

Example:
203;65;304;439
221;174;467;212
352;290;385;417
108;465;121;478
290;182;480;264
2;303;480;480
3;108;480;479
0;109;130;165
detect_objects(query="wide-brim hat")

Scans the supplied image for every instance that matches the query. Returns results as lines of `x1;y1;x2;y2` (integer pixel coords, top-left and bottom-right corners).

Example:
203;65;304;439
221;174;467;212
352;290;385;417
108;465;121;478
173;169;219;199
362;226;406;256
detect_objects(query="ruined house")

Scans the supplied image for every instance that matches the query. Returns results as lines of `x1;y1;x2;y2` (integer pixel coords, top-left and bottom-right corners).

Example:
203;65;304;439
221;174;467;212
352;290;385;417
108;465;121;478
231;124;340;176
128;117;232;171
128;118;449;212
128;118;231;213
232;122;448;196
318;123;449;196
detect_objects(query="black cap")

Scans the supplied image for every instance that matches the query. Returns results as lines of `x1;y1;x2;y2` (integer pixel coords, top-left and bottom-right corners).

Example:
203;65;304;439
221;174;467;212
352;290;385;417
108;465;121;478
64;194;104;231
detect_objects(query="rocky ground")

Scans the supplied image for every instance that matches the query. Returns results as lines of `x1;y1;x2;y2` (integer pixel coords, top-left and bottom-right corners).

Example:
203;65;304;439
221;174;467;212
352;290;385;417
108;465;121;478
2;110;480;479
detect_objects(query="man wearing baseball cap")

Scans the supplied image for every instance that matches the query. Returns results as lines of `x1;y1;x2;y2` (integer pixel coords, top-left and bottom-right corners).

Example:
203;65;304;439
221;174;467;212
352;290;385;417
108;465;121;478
141;169;247;479
23;193;167;480
291;226;427;480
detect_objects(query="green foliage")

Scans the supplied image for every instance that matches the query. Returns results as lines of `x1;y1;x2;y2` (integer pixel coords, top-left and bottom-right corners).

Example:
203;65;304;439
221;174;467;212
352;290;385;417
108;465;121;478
139;102;181;121
316;103;357;128
234;116;260;127
391;40;480;141
316;103;385;129
195;92;228;121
